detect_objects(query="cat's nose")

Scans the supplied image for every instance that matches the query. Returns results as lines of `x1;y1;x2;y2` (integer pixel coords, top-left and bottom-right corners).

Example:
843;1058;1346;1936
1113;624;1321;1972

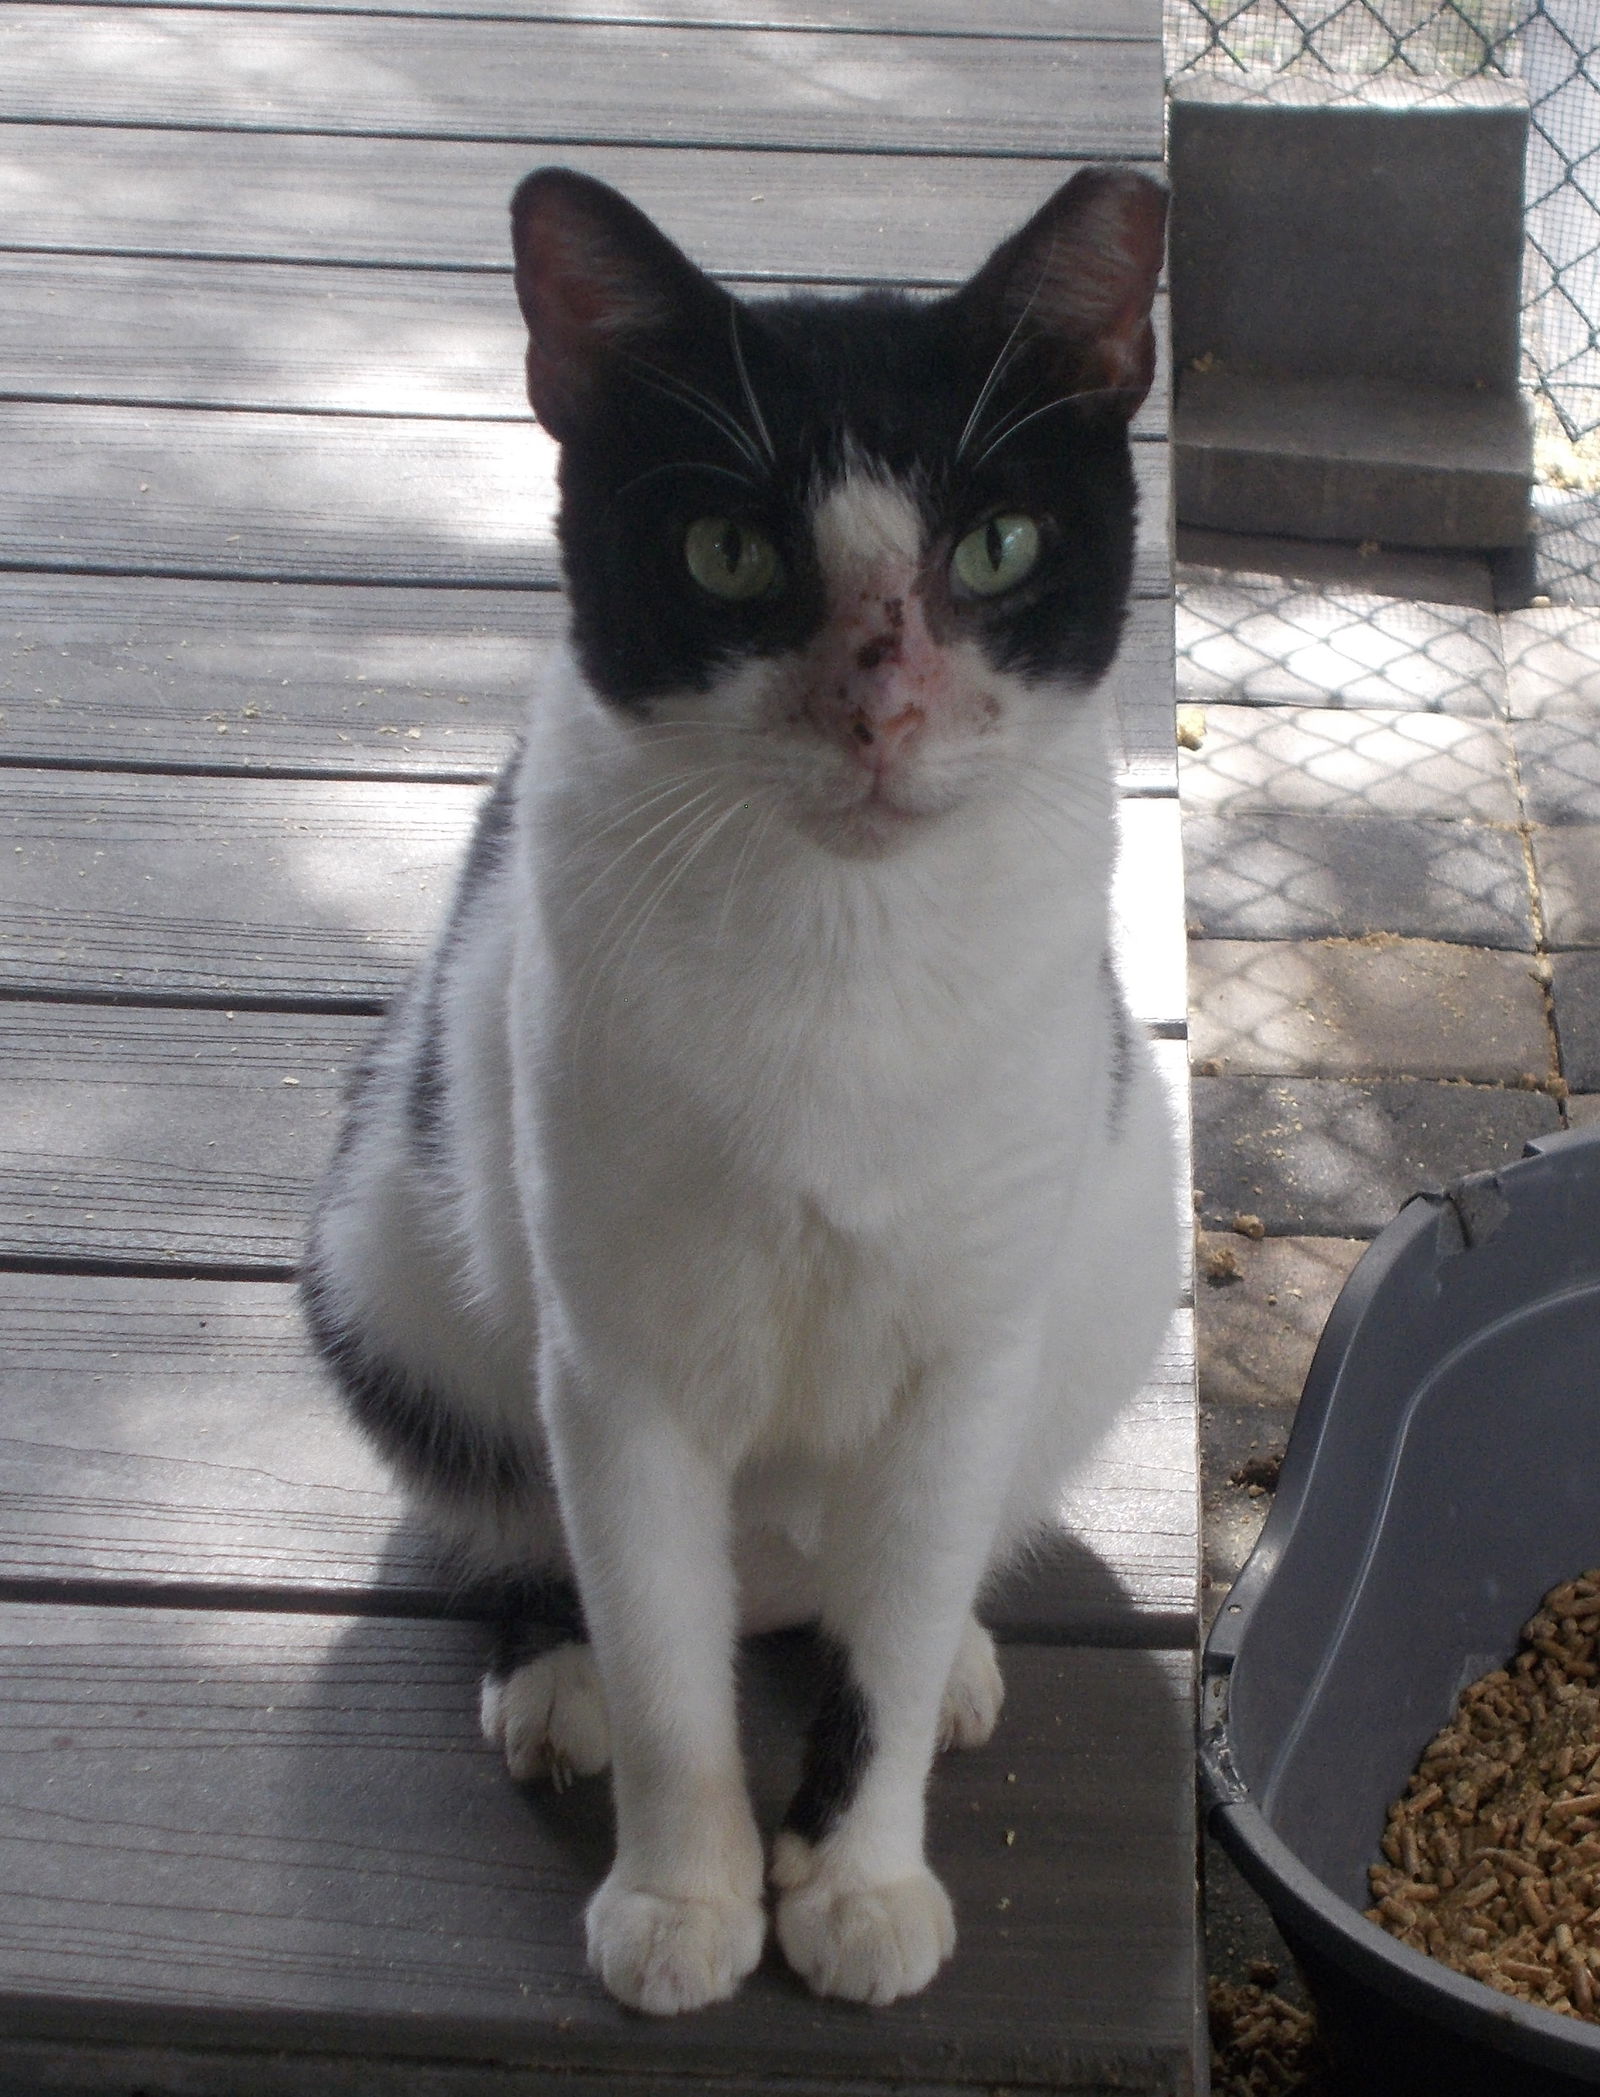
847;700;925;765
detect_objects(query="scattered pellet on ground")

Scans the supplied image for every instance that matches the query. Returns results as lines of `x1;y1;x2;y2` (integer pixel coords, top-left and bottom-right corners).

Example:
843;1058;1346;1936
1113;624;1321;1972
1208;1979;1328;2095
1369;1568;1600;2023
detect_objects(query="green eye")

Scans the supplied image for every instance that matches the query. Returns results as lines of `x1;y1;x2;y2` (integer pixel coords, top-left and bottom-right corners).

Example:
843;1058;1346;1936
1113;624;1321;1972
683;517;780;601
951;513;1040;597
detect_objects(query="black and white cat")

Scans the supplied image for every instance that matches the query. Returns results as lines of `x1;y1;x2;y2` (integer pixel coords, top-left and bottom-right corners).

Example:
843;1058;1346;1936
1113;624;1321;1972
303;164;1180;2016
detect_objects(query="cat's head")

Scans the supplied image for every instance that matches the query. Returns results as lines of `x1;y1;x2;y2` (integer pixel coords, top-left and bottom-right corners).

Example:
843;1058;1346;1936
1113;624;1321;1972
510;166;1165;856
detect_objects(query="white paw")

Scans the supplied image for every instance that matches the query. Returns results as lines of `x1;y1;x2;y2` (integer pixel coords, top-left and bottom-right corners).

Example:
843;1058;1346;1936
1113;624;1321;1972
585;1875;766;2015
938;1617;1005;1751
479;1642;611;1786
771;1832;955;2005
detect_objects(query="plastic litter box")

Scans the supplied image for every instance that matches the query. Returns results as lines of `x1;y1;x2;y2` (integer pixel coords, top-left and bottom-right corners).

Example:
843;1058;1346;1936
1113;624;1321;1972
1200;1125;1600;2095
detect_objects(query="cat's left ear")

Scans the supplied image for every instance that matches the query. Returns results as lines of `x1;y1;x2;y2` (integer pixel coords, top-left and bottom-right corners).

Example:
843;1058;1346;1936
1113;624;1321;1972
510;166;727;440
953;168;1168;419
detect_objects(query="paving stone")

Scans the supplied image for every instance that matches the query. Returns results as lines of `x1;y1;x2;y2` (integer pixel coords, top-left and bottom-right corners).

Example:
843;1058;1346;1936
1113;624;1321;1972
1195;1231;1365;1409
1514;714;1600;823
1503;603;1600;715
1530;485;1600;611
1176;576;1505;712
1567;1094;1600;1127
1180;703;1517;820
1192;1074;1561;1235
1177;530;1497;609
1200;1398;1278;1610
1189;937;1551;1080
1183;812;1535;948
1531;825;1600;946
1551;950;1600;1093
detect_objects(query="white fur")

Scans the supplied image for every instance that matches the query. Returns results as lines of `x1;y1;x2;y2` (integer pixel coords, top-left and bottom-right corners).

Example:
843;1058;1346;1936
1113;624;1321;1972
311;465;1181;2014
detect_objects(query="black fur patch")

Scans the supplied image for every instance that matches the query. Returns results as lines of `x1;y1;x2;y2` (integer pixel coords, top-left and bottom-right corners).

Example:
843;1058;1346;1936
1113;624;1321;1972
553;282;1137;717
299;1259;538;1503
782;1633;874;1845
477;1567;588;1681
408;753;522;1145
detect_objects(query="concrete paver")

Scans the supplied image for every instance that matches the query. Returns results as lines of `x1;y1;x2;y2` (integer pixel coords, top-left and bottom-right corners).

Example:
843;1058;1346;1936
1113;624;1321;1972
1502;604;1600;715
1177;575;1505;712
1184;810;1535;947
1192;1073;1561;1234
1511;713;1600;823
1530;824;1600;946
1567;1094;1600;1125
1190;936;1550;1079
1551;950;1600;1092
1180;702;1517;820
1195;1231;1365;1407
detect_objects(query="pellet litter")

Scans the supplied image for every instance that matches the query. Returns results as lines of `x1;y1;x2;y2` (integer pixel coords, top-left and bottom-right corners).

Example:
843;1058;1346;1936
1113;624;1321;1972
1369;1567;1600;2023
1209;1979;1327;2095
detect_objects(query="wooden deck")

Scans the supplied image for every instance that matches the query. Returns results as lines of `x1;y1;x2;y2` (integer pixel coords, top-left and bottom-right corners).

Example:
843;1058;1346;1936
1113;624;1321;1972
0;3;1199;2090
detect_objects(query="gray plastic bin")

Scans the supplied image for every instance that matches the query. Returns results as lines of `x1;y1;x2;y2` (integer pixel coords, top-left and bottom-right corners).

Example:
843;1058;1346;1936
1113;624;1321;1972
1200;1126;1600;2095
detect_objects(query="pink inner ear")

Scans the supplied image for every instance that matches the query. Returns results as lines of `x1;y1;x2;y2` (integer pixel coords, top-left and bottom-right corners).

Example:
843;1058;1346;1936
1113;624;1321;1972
1028;176;1166;396
516;207;664;434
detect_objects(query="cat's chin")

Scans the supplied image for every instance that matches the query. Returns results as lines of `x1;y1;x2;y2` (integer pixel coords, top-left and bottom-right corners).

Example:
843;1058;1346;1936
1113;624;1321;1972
799;783;957;859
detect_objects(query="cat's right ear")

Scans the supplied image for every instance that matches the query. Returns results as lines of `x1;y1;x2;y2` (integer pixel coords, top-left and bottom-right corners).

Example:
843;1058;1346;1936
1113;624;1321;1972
510;168;722;441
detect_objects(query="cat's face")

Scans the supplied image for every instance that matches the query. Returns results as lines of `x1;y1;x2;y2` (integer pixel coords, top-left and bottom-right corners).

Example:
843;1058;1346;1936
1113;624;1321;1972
510;168;1166;855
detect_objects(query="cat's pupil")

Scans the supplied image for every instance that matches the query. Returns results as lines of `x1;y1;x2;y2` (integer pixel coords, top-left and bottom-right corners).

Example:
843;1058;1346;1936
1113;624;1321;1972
984;519;1004;573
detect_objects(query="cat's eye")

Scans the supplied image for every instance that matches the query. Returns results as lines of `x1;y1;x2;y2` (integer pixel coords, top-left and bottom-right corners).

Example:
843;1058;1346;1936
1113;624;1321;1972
683;517;781;601
951;513;1040;597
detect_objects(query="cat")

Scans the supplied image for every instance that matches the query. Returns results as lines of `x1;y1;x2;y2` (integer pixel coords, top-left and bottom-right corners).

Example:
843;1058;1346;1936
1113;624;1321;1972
302;161;1179;2017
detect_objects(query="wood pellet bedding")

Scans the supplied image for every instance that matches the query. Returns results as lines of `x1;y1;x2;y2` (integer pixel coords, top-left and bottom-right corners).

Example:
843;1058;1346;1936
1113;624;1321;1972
1369;1568;1600;2023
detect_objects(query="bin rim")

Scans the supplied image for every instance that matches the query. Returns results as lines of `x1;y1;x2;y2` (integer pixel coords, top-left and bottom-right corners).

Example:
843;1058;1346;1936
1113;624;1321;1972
1198;1124;1600;2081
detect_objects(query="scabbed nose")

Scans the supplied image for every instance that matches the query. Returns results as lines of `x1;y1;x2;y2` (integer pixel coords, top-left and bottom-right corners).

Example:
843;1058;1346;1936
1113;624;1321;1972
846;697;926;766
815;588;940;770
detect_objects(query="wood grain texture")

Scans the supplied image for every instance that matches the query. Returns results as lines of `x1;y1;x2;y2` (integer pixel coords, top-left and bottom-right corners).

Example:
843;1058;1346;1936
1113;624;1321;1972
0;255;1170;434
0;10;1161;159
0;127;1154;279
21;0;1160;36
0;574;1175;790
0;773;1181;1018
0;1274;1194;1631
3;402;1171;593
0;1005;366;1269
0;1604;1195;2088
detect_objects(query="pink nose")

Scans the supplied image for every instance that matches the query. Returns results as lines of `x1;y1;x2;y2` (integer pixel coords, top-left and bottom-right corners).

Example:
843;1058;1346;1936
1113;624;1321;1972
847;699;925;766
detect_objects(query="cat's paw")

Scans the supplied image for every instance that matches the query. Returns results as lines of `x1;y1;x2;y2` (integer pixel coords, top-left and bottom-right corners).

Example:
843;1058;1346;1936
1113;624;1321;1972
771;1831;955;2004
938;1616;1004;1751
479;1641;610;1787
585;1876;767;2015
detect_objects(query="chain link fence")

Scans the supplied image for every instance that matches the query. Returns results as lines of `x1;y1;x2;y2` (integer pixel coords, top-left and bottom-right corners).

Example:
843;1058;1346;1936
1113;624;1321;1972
1165;0;1600;450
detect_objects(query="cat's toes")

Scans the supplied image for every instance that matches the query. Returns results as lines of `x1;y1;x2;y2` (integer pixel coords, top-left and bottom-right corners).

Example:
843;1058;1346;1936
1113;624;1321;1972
479;1641;611;1786
585;1876;766;2015
938;1616;1004;1751
771;1832;956;2005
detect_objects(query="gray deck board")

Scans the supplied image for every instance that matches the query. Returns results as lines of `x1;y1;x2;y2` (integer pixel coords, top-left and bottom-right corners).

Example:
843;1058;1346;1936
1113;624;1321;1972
0;255;1170;432
0;0;1194;2076
0;1606;1196;2091
0;1274;1196;1633
0;9;1160;158
20;0;1158;34
0;127;1154;279
0;772;1180;1015
0;1004;362;1270
0;1010;1184;1270
3;403;1170;592
0;575;1177;790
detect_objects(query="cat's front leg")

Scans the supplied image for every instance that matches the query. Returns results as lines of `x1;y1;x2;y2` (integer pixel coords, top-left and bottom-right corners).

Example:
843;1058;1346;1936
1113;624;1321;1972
771;1356;1025;2006
540;1344;765;2015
